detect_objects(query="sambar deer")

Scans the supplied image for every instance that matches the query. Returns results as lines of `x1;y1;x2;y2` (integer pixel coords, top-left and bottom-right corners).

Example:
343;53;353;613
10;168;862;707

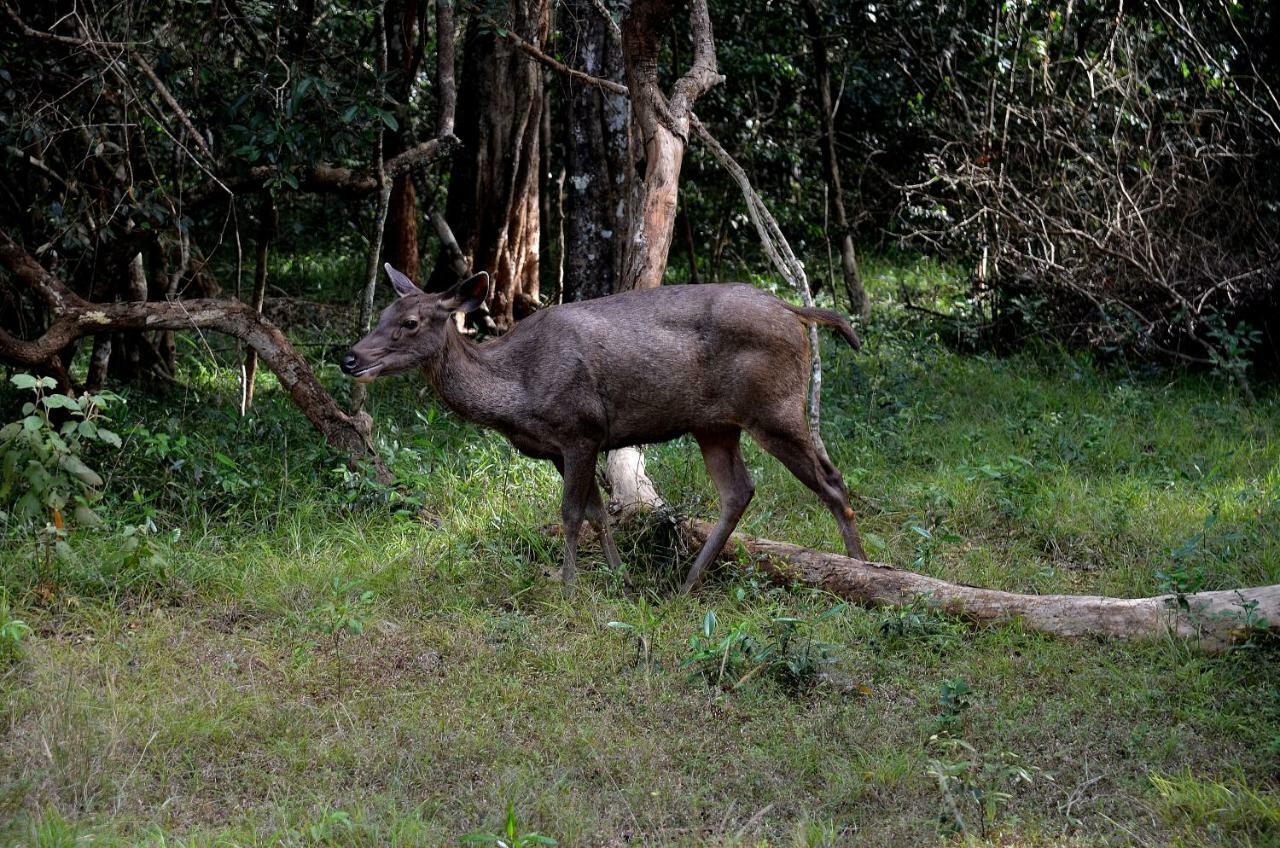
342;265;867;591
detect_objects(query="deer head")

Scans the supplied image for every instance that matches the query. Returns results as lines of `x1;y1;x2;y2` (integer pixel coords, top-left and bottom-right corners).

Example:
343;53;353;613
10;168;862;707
340;264;489;382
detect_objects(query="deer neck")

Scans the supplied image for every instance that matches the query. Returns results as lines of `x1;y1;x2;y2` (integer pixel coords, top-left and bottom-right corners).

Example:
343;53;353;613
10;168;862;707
425;326;522;431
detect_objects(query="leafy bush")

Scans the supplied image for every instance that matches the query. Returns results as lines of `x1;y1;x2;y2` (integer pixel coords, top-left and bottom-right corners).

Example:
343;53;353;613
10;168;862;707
0;374;120;531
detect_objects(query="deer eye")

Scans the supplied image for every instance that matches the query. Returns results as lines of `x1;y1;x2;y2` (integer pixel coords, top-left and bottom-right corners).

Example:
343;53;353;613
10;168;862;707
401;317;419;331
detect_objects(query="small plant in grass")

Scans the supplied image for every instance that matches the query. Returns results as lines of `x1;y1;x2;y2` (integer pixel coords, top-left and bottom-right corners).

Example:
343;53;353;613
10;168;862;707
1157;507;1242;612
606;594;667;671
909;524;961;571
758;603;847;693
307;576;375;696
461;802;556;847
20;805;81;848
684;605;845;693
306;808;356;845
923;678;1047;836
1;374;120;570
926;735;1044;838
1215;592;1278;651
877;595;963;648
0;591;33;665
683;609;758;690
931;677;974;736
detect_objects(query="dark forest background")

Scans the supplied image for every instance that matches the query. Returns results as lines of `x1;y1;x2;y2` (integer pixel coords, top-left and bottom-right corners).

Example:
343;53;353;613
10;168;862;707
3;0;1277;443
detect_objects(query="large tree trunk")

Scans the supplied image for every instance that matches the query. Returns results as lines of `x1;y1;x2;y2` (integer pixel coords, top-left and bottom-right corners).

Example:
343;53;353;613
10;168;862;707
689;522;1280;651
609;0;722;507
428;0;548;329
618;0;722;292
382;0;422;276
802;0;869;319
560;0;628;302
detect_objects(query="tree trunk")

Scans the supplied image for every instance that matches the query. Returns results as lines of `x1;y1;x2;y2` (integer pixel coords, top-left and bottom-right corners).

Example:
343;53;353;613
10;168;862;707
802;0;869;319
560;0;628;302
689;522;1280;651
382;0;421;276
428;0;548;329
384;175;419;276
618;0;722;292
608;0;722;507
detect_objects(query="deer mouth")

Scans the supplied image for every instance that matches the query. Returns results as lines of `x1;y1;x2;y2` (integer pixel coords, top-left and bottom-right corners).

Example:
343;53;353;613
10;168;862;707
349;362;384;382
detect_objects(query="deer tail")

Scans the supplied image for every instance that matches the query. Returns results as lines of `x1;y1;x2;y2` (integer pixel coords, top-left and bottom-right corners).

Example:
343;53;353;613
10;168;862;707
784;304;862;351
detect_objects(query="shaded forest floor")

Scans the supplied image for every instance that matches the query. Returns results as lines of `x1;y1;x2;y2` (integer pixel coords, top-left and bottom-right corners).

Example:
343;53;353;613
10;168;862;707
2;260;1279;846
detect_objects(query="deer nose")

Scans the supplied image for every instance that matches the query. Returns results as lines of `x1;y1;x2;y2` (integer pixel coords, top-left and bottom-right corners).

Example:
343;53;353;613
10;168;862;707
341;352;358;374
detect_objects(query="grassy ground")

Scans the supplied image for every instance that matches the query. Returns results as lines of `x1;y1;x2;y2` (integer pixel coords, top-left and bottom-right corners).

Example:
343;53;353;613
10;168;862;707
2;262;1278;846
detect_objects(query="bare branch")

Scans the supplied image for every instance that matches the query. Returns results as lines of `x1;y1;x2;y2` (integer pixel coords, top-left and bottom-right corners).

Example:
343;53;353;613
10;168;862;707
504;30;629;95
127;50;215;161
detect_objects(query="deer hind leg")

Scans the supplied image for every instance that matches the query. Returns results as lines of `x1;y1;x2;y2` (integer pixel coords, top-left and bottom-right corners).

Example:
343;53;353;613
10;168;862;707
585;481;623;572
682;428;754;593
747;418;868;561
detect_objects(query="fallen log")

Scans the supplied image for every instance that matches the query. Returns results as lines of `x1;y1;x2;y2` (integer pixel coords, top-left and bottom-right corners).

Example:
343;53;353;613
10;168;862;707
687;520;1280;651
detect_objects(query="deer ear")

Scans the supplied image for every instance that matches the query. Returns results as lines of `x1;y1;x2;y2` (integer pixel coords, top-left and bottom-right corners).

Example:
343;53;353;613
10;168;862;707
442;271;490;314
385;263;420;298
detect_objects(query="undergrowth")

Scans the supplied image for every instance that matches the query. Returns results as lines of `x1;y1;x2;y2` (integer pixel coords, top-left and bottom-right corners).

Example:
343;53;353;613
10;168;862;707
0;263;1277;845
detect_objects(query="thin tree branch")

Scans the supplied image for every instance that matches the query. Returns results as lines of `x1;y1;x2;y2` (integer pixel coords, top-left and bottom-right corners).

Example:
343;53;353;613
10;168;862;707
503;30;629;95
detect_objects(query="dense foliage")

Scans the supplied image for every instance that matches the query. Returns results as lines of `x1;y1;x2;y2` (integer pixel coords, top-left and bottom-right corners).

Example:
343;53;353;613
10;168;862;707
4;1;1276;380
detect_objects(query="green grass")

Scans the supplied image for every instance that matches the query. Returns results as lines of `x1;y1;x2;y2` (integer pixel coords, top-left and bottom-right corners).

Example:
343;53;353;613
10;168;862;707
1;269;1278;846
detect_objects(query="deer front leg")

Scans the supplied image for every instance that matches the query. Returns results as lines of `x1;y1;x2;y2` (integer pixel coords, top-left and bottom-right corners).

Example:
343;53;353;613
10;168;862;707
558;449;597;587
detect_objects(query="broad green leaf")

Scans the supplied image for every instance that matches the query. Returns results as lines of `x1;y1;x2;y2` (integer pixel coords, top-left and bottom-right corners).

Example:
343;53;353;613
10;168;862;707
60;455;104;488
73;503;104;526
42;394;74;410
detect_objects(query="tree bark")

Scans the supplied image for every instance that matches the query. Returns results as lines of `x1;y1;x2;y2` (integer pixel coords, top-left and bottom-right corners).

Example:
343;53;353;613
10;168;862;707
618;0;722;291
428;0;548;329
560;0;628;302
383;0;422;276
689;522;1280;651
802;0;869;319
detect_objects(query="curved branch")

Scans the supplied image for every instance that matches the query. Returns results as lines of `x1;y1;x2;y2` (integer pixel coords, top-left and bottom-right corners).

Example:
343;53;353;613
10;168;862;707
504;30;630;95
0;231;382;472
